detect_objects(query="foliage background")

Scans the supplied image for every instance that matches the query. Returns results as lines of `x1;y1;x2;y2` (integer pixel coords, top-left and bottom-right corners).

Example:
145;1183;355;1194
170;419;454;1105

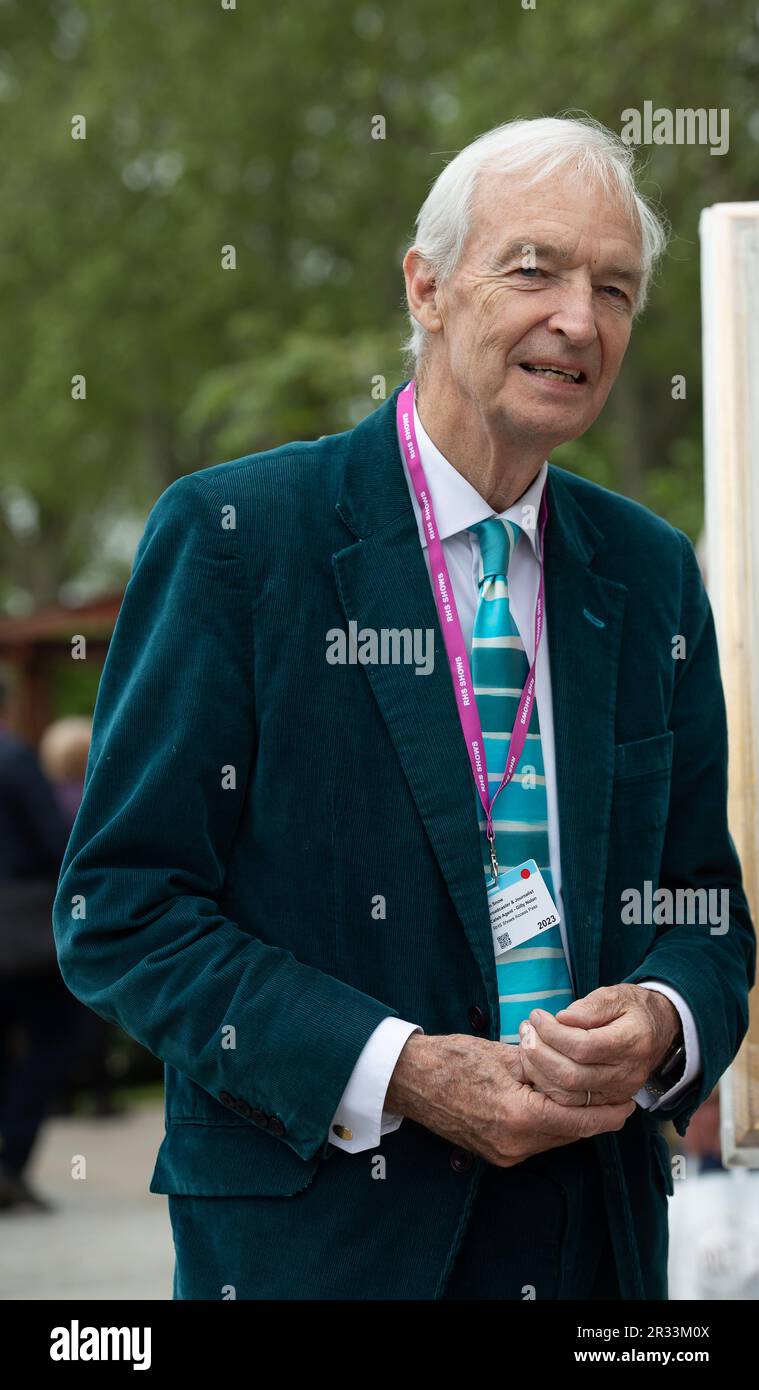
2;0;758;615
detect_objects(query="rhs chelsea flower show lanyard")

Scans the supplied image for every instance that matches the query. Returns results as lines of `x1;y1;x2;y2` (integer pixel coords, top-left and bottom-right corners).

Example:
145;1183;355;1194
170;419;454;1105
396;378;548;887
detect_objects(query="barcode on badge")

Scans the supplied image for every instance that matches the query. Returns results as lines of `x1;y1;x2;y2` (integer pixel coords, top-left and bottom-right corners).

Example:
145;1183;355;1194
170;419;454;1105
496;930;512;952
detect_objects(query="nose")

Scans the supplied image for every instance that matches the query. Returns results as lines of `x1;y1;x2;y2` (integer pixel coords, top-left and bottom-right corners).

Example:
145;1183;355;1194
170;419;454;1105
546;278;598;349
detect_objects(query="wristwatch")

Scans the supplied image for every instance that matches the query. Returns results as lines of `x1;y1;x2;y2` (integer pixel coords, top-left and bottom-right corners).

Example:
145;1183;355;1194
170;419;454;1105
644;1030;686;1099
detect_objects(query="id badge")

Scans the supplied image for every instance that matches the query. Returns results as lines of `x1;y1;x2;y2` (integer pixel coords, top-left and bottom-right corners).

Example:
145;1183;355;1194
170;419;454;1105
486;858;561;956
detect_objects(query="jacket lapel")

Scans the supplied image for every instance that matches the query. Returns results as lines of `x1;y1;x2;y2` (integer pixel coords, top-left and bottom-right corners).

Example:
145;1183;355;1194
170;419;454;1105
332;383;627;1023
542;467;627;998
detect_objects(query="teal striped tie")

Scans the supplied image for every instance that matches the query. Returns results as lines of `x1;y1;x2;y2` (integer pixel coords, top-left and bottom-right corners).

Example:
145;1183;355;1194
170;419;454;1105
470;515;575;1041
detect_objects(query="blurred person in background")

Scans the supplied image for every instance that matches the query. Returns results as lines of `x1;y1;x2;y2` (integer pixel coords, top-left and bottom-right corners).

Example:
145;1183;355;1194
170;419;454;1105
38;716;92;832
0;670;77;1210
38;715;124;1120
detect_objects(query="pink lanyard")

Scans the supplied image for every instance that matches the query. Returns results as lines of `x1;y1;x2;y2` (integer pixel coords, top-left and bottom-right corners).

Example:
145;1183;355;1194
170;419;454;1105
396;379;548;883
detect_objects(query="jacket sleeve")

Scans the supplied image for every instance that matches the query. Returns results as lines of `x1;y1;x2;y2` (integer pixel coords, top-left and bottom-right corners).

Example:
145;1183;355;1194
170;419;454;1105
52;471;398;1163
624;529;756;1137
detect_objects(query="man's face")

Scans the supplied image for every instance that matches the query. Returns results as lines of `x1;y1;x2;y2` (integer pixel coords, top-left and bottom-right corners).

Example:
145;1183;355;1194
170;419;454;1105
428;168;643;449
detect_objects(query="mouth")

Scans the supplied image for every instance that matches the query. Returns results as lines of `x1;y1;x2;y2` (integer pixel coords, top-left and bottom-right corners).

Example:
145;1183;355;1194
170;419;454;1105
518;362;587;385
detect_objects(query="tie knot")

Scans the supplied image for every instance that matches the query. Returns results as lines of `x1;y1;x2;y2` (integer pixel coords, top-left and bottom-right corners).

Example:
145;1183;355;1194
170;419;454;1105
471;516;521;582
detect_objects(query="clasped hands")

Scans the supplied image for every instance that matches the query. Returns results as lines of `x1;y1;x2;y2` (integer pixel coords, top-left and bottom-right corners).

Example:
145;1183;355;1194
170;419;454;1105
515;983;681;1108
381;982;684;1169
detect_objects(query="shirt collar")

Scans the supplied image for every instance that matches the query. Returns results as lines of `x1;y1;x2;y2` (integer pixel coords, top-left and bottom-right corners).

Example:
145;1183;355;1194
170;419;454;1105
401;393;548;562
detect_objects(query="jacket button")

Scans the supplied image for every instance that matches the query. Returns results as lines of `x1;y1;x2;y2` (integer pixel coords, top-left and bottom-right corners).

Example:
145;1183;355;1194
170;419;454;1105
250;1107;268;1125
268;1116;285;1137
450;1147;473;1173
219;1091;236;1107
468;1004;488;1033
236;1100;252;1119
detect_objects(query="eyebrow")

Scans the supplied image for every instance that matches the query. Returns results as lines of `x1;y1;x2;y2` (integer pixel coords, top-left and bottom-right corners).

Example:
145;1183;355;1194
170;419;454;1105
490;238;642;286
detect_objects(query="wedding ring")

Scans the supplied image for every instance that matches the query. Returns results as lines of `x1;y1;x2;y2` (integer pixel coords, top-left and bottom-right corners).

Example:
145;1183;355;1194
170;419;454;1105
584;1089;592;1107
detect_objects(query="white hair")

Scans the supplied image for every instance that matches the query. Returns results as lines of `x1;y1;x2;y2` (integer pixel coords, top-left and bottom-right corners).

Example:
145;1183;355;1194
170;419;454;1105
400;114;670;381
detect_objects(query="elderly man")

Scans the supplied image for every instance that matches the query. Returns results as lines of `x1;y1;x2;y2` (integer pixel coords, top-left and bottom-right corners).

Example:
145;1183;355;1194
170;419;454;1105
53;115;755;1301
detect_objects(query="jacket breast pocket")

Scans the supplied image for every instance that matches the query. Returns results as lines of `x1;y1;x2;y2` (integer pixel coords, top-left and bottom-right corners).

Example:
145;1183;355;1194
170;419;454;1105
613;730;674;795
611;730;674;833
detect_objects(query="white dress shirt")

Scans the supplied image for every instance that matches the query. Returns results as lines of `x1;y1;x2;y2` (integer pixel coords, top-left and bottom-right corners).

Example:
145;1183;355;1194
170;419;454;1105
328;393;701;1153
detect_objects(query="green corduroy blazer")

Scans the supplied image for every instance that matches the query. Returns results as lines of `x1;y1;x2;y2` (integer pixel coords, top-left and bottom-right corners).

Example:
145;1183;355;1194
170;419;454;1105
53;380;755;1299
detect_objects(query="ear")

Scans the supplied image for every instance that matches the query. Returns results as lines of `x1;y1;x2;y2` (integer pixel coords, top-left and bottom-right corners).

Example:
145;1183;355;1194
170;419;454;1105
402;248;443;335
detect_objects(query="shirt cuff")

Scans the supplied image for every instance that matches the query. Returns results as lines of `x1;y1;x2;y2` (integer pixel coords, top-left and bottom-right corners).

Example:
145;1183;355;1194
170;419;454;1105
327;1017;424;1153
633;980;701;1111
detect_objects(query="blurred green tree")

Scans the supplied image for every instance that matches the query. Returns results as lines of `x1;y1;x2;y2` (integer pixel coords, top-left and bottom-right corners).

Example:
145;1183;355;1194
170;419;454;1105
1;0;757;609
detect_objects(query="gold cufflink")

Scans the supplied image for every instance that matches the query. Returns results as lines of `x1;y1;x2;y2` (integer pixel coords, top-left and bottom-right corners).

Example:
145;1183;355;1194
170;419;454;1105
332;1124;353;1140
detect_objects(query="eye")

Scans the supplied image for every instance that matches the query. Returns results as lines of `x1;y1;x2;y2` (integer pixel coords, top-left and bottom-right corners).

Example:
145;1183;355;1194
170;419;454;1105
601;285;627;300
515;266;543;279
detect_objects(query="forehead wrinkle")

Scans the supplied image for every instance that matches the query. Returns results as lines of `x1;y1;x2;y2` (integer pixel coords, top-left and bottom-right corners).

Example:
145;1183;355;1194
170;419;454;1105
486;236;641;282
491;237;574;265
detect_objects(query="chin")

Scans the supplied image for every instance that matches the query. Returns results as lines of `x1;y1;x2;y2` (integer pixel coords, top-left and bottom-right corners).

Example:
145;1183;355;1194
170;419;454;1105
509;403;591;439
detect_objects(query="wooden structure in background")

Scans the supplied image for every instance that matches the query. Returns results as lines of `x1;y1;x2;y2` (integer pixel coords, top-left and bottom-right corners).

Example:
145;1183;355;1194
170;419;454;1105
700;201;759;1166
0;592;122;745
